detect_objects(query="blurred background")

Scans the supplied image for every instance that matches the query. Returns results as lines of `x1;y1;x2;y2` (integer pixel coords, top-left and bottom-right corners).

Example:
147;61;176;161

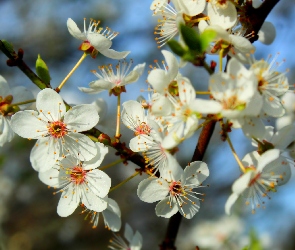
0;0;295;249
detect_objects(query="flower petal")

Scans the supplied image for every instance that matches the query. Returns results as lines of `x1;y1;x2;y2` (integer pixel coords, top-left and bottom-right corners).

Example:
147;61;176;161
99;48;130;60
137;177;169;203
155;197;178;218
36;88;66;121
11;110;45;139
83;142;109;170
30;139;59;172
64;104;99;132
82;193;108;212
182;161;209;185
57;184;80;217
67;18;86;41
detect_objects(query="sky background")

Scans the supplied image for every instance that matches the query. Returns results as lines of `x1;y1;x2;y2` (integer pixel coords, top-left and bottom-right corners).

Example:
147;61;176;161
1;0;295;249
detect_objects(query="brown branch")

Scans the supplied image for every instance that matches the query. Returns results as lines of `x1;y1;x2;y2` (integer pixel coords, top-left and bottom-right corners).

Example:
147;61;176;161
244;0;281;43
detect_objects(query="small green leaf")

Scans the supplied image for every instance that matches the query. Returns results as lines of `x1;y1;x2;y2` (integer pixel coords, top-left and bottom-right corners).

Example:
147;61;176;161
200;29;216;52
36;54;51;84
167;40;186;57
179;24;201;52
1;40;15;54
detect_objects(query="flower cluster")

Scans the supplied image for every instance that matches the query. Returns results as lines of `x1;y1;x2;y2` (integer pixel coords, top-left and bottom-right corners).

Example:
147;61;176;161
1;0;294;249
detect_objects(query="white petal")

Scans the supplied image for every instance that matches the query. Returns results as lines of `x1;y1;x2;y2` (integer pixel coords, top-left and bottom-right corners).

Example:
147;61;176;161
159;153;184;181
82;192;108;212
124;223;134;243
102;198;121;232
155;197;178;218
232;171;252;194
57;184;80;217
178;77;195;104
0;117;14;146
130;231;143;250
67;18;86;41
137;177;169;203
271;124;295;150
102;207;121;232
99;48;130;60
11;110;45;139
63;132;97;161
89;79;113;90
162;50;179;81
178;195;200;219
257;149;280;172
87;33;112;51
36;88;66;121
225;193;239;215
64;104;99;132
178;0;206;16
182;161;209;185
242;117;266;138
86;169;111;198
258;21;276;45
30;139;59;172
84;142;109;170
121;100;145;130
78;87;104;94
191;99;222;114
38;167;61;187
207;2;237;30
147;69;171;94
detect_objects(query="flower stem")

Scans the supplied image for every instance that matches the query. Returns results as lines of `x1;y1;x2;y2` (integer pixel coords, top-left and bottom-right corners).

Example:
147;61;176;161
196;91;211;95
99;158;125;171
219;49;224;72
12;99;36;106
57;52;88;91
109;171;139;193
115;93;121;140
226;134;246;173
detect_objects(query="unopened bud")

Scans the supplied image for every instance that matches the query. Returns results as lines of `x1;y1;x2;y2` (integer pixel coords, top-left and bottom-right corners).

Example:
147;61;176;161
98;133;111;145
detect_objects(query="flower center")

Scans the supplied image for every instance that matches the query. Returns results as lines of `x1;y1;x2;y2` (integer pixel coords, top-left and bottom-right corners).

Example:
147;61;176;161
48;121;68;138
222;95;246;111
70;166;87;185
134;122;151;136
169;181;184;196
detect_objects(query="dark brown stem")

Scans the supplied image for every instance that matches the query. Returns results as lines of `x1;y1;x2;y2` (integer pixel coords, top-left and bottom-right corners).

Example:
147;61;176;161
245;0;281;43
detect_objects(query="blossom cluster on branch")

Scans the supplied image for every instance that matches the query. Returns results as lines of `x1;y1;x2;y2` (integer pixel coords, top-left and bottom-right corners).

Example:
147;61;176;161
0;0;293;249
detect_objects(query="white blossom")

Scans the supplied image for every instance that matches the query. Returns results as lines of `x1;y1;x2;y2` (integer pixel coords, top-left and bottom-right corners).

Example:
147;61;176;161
79;61;145;95
39;142;110;217
225;149;291;214
11;88;99;172
137;161;209;219
67;18;130;59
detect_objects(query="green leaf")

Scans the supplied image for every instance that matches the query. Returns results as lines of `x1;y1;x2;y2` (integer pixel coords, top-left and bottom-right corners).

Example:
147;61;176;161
1;40;15;54
241;229;263;250
36;54;51;84
167;40;186;57
179;24;201;52
200;29;216;52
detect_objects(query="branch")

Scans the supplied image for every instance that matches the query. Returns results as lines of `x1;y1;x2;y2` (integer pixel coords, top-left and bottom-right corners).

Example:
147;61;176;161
0;40;51;89
245;0;281;43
